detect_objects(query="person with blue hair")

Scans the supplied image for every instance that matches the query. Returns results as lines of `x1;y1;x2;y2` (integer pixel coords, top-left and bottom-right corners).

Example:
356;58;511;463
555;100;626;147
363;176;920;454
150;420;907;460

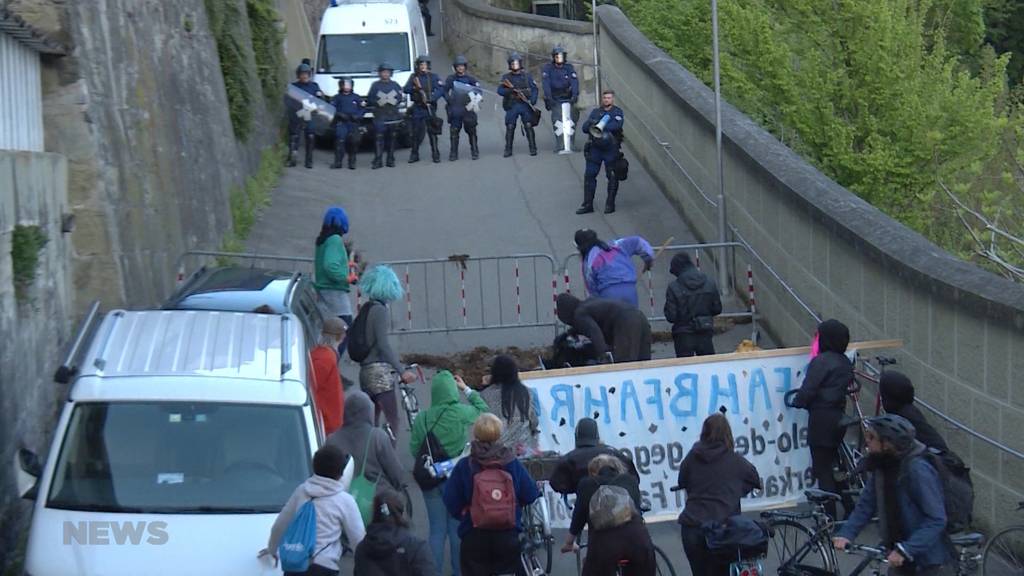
315;207;354;350
355;265;415;444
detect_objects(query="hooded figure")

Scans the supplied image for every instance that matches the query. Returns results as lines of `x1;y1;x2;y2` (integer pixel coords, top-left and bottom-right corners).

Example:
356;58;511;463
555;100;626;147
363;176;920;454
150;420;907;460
574;229;655;307
549;417;639;495
665;252;723;357
326;390;405;492
315;206;354;321
479;355;539;456
879;371;950;453
556;293;652;363
791;319;855;518
354;490;437;576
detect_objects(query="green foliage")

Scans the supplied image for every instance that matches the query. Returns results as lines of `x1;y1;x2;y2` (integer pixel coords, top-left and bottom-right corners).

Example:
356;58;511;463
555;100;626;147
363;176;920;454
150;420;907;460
247;0;286;104
221;145;286;259
985;0;1024;86
619;0;1022;277
205;0;253;139
11;224;48;300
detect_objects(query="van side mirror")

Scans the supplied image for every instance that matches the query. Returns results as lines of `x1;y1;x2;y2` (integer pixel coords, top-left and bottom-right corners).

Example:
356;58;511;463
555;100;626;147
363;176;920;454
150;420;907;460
15;448;41;500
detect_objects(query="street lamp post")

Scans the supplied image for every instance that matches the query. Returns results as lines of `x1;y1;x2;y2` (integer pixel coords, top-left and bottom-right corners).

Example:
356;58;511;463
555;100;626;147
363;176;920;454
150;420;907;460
592;0;600;105
711;0;729;295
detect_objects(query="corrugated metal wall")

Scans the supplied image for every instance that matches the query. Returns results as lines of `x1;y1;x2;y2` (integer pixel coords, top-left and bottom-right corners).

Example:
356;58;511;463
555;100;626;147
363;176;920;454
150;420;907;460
0;31;43;152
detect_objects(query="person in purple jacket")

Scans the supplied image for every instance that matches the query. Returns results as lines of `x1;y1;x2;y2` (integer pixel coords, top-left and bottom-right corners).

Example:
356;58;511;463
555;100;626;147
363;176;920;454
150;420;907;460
574;229;655;308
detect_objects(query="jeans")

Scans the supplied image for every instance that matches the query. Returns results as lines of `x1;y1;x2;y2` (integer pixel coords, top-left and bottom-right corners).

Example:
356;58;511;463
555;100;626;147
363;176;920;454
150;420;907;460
460;528;522;576
673;332;715;357
424;484;461;576
680;523;729;576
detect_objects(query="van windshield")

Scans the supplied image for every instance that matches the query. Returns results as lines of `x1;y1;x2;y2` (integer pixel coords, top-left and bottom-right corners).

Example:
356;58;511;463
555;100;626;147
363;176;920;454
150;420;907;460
47;402;310;513
317;33;411;75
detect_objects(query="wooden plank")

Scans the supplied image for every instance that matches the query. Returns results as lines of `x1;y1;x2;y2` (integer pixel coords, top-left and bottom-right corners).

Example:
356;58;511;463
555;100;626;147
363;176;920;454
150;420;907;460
521;339;903;380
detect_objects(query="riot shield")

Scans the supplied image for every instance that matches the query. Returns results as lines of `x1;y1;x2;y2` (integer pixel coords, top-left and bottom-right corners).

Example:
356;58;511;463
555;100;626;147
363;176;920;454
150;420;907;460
451;80;484;127
285;85;336;137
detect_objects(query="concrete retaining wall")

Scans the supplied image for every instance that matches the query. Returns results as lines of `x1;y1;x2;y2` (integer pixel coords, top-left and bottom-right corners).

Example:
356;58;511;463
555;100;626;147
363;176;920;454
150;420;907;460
595;4;1024;531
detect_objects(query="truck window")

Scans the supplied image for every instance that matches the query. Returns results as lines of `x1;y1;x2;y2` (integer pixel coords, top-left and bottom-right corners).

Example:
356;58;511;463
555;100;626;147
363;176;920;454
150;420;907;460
317;33;411;75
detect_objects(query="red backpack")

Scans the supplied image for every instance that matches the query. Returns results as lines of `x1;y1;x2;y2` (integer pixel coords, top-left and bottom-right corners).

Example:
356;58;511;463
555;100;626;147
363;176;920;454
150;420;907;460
470;460;517;530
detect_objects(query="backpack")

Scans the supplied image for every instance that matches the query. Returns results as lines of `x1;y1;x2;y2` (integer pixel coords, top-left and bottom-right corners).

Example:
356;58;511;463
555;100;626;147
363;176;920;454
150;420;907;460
588;484;637;530
413;406;453;490
347;301;378;363
470;460;517;530
702;515;770;560
349;435;380;526
278;496;329;572
921;450;974;533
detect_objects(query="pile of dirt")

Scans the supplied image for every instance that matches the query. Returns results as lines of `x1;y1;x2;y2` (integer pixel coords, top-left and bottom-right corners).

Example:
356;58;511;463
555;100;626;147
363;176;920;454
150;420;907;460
403;346;548;388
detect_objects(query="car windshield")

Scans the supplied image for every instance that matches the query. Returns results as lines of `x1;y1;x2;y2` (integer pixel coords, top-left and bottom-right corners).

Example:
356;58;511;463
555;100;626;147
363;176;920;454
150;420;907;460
317;33;411;75
47;402;310;513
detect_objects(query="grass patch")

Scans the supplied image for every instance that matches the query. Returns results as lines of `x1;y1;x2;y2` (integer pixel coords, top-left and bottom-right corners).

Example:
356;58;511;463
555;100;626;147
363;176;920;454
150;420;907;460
218;145;286;264
11;224;48;300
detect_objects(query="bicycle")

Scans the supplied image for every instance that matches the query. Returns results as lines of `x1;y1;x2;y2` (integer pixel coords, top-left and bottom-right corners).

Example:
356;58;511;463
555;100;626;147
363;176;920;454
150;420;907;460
521;494;555;576
574;536;678;576
982;501;1024;575
381;363;423;444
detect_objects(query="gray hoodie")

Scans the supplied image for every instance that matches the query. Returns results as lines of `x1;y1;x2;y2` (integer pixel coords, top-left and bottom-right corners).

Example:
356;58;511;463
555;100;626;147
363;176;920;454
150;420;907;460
268;472;366;570
326;390;406;491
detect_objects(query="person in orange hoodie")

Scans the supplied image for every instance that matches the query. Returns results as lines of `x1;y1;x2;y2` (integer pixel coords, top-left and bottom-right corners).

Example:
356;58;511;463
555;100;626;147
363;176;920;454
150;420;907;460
312;317;347;435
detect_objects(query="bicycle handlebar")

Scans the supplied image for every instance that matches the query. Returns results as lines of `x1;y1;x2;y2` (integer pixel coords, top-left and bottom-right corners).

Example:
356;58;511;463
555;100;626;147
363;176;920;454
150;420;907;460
840;543;889;563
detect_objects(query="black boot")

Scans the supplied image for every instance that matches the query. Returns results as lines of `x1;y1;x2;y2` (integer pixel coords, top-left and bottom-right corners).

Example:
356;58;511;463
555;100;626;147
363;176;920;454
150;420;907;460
408;125;422;163
386;132;396;167
372;136;384;169
469;129;479;160
503;124;515;157
286;134;299;167
348;143;357;170
525;124;537;156
331;139;345;169
424;12;434;36
429;132;441;163
604;177;619;214
304;133;315;168
576;179;596;214
449;131;459;161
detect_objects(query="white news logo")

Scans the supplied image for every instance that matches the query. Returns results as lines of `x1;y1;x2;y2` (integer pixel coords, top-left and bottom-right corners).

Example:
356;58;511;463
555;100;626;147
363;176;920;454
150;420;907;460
62;521;169;545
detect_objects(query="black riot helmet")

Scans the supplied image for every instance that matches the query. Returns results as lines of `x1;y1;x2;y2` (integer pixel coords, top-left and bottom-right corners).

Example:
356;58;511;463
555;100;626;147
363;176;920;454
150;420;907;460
415;54;431;69
337;77;353;92
295;61;313;78
453;55;469;71
377;62;395;73
551;45;567;64
507;51;523;71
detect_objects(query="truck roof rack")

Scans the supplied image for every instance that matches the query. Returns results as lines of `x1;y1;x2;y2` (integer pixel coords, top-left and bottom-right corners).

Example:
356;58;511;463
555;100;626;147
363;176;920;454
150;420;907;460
53;301;102;384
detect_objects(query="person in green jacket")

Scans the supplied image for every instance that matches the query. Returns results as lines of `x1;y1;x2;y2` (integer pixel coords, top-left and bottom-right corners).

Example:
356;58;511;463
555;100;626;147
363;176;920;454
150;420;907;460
409;370;489;576
315;207;354;348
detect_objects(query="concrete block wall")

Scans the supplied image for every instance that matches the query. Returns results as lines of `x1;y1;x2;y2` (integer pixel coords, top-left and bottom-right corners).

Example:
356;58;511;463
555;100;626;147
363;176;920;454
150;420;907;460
443;0;598;108
595;5;1024;531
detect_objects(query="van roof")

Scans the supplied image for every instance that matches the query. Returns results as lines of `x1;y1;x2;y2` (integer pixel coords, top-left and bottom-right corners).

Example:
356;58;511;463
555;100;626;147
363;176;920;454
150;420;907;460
70;310;308;405
320;2;411;31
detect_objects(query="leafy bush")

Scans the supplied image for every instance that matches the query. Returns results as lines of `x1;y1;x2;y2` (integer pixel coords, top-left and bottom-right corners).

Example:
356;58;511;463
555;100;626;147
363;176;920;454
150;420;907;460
11;224;48;300
205;0;254;140
247;0;286;104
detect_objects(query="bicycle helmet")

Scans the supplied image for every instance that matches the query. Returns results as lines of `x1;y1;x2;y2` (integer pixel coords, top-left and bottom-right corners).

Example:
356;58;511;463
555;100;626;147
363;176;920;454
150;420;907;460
865;414;916;450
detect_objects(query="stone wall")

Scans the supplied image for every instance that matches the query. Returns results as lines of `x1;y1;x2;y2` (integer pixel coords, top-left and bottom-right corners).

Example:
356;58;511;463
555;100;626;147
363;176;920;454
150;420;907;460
595;4;1024;531
0;151;71;569
443;0;597;107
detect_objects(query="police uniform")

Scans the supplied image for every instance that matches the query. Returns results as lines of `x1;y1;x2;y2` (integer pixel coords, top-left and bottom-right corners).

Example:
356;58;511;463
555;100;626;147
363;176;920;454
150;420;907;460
287;62;325;168
443;55;482;161
404;55;445;164
541;45;580;152
367;63;404;169
497;52;539;157
579;105;625;214
330;79;365;170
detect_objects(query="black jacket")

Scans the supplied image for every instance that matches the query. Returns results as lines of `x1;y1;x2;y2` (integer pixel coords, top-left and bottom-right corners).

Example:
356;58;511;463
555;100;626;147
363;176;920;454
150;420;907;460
556;295;652;362
879;371;950;454
550;419;640;494
570;467;644;536
791;320;853;448
676;441;761;527
664;264;722;335
354;523;437;576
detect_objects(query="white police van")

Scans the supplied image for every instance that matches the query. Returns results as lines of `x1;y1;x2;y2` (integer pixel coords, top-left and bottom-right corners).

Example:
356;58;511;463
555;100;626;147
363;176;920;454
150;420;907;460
16;307;325;575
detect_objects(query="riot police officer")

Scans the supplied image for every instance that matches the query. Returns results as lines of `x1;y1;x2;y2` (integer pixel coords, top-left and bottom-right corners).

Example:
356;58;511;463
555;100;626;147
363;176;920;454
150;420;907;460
404;55;445;164
287;60;325;168
331;77;365;170
497;52;539;157
367;62;404;169
541;45;579;152
579;90;625;214
444;55;482;161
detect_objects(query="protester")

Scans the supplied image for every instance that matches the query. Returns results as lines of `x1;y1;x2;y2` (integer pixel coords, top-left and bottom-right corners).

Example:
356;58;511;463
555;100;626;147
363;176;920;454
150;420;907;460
353;265;416;441
574;229;655;307
790;318;855;518
326;390;406;493
562;455;656;576
833;415;953;574
676;414;761;576
261;445;365;576
315;207;354;328
442;414;541;576
311;317;346;435
665;253;722;357
478;355;539;456
409;370;490;576
354;489;437;576
879;371;950;454
550;417;639;495
555;293;652;363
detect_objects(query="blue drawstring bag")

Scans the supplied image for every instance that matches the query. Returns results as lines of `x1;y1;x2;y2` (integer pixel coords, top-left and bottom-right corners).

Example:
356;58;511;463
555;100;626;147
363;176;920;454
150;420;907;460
279;497;324;572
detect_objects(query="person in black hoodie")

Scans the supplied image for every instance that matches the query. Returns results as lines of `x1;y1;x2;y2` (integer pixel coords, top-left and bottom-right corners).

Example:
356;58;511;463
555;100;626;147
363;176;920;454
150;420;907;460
664;253;723;357
354;489;437;576
556;293;652;363
790;319;854;518
676;414;761;576
878;371;950;454
550;418;639;495
562;455;656;576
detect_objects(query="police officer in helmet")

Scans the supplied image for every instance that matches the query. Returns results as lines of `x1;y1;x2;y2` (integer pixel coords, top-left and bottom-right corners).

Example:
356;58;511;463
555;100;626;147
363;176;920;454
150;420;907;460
542;45;580;152
367;62;404;169
331;77;365;170
404;54;445;164
444;55;482;161
497;52;539;157
579;90;625;214
286;60;325;168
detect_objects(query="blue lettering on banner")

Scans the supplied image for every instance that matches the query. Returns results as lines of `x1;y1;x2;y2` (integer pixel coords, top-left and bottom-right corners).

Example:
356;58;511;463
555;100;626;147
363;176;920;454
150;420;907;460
670;373;698;418
585;384;611;423
710;373;740;415
620;380;643;422
550;383;575;427
774;367;793;395
644;378;664;420
748;368;771;412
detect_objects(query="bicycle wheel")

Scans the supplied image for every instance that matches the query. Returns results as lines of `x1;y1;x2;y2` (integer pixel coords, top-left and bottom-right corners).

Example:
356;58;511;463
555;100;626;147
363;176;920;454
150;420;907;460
653;544;677;576
838;442;865;493
524;503;553;574
983;525;1024;576
766;518;834;574
403;387;420;429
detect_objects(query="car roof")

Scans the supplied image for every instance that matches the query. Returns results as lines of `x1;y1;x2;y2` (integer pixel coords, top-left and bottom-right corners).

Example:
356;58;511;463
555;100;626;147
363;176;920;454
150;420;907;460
165;267;302;314
70;310;308;405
